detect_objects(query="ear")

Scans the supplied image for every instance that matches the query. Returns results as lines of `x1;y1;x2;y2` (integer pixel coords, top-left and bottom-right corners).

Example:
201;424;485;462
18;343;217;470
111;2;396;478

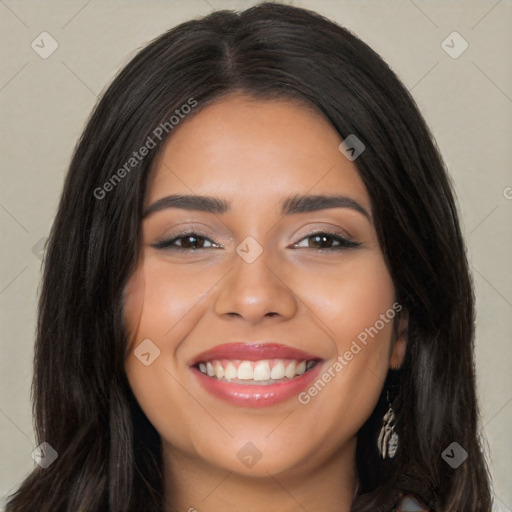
389;309;408;370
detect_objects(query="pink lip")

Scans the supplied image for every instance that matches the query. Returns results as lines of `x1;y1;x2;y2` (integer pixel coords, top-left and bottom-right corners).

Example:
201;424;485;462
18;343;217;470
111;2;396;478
188;342;322;365
191;362;324;407
189;342;324;408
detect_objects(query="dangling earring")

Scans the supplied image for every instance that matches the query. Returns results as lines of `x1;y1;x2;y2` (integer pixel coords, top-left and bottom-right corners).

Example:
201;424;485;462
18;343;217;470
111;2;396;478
377;390;399;459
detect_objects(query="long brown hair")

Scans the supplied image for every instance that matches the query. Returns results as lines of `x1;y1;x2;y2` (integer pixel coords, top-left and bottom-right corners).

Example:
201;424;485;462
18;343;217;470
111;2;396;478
6;3;492;511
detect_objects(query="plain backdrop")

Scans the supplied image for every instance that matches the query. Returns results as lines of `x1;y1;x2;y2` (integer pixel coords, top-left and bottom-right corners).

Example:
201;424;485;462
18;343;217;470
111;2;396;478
1;0;511;510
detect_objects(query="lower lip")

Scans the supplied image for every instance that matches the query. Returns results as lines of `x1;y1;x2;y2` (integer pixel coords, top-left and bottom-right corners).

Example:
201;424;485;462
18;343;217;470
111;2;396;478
191;362;324;407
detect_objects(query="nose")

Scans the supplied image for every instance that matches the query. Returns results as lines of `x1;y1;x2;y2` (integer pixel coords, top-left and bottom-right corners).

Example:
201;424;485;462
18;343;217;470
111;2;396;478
214;245;298;324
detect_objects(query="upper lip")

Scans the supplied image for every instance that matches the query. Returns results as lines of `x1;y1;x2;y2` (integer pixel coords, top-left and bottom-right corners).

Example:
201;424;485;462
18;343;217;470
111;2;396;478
188;342;323;366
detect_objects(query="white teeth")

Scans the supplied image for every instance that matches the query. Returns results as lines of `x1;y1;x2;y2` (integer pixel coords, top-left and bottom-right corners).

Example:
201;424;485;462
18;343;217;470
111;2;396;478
213;361;224;379
284;361;296;379
225;362;237;380
253;361;271;381
296;360;306;376
270;361;285;380
196;358;317;383
237;361;253;380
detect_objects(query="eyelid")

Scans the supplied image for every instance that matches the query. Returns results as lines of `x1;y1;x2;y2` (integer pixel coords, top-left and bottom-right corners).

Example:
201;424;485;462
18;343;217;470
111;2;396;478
295;225;355;242
291;230;360;249
152;228;221;250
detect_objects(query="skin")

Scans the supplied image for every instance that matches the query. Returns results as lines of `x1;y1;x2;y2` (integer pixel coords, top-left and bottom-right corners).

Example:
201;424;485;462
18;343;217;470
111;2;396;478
123;93;407;512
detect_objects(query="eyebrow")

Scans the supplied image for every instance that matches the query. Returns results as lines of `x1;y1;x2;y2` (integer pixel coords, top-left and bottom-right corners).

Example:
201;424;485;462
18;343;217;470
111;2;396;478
143;193;371;220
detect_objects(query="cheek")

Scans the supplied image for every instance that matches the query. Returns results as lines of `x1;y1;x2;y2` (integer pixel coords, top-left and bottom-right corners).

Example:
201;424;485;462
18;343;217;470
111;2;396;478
123;256;214;348
122;257;222;452
330;253;396;380
299;251;395;346
122;255;203;386
294;252;396;435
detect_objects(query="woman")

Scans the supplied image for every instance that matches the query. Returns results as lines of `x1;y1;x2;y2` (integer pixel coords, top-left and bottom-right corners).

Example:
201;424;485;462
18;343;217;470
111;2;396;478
6;3;492;511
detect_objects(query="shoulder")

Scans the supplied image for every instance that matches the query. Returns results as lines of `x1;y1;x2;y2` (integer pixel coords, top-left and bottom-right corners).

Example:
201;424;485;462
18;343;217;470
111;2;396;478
393;493;430;511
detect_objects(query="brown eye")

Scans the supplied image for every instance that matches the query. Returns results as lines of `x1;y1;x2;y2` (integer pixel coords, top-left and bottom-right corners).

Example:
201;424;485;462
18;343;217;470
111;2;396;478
176;235;207;249
308;233;336;248
294;232;360;250
152;232;222;251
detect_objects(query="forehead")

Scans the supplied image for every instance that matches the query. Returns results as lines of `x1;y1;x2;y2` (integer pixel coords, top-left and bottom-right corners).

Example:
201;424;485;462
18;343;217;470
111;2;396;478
145;93;370;214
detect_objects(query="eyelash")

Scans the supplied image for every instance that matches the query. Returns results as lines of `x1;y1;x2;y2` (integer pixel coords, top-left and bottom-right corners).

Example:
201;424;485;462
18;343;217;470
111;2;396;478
151;230;361;252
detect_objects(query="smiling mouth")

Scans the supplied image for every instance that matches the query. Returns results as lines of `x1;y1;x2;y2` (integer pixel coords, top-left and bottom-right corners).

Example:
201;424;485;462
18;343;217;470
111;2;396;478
194;358;319;385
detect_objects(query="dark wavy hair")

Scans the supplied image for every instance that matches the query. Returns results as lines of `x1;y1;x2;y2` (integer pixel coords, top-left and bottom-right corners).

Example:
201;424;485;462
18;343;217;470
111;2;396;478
6;3;492;511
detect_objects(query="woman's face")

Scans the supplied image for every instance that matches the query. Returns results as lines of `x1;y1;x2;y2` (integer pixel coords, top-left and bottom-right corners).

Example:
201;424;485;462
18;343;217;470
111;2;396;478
123;93;406;479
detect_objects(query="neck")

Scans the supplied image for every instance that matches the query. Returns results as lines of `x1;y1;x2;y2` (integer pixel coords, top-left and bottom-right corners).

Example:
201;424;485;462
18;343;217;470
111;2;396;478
162;439;359;512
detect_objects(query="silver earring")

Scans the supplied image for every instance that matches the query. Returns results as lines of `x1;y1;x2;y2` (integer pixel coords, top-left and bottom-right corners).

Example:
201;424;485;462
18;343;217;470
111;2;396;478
377;391;399;459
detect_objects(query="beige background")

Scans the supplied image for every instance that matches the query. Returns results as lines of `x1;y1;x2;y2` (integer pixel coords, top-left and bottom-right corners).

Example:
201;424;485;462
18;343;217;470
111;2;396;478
1;0;511;510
